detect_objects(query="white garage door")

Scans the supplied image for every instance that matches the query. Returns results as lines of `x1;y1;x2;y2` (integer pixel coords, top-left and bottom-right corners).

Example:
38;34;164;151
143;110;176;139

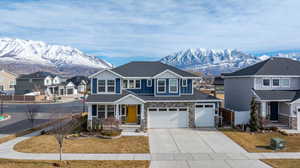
148;107;188;128
195;103;215;127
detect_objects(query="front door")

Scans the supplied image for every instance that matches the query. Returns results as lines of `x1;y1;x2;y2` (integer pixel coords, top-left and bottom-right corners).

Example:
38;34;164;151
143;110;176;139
126;105;137;123
270;102;278;121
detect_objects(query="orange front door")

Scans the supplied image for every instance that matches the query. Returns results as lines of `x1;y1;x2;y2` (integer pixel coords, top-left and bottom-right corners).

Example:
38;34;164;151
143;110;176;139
126;105;137;123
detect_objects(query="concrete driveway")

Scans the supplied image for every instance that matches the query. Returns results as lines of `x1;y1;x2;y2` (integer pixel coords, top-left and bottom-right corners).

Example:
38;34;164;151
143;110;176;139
149;129;271;168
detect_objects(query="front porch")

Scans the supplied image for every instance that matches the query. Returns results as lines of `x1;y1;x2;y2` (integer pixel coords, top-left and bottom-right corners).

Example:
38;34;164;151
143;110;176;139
259;101;297;130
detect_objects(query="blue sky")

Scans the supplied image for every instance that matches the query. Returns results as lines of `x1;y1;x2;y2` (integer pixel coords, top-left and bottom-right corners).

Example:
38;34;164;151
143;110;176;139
1;0;300;65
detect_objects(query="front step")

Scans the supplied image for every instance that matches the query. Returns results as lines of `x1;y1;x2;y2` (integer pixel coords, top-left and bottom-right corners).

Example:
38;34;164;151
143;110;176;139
120;124;140;132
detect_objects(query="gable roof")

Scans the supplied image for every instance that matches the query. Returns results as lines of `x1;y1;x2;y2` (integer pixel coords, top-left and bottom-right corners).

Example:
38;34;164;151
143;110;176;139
223;57;300;76
66;76;89;86
111;61;198;78
19;71;56;79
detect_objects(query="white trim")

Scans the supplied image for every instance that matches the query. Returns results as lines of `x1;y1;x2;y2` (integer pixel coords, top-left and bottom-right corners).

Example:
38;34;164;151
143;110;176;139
89;69;124;78
169;78;178;93
157;79;167;93
223;75;300;78
114;94;146;104
182;79;187;87
153;69;183;78
147;79;152;87
86;99;222;104
97;79;116;94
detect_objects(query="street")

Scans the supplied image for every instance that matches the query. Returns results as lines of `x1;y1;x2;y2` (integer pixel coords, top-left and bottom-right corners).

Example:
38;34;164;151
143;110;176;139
0;101;85;138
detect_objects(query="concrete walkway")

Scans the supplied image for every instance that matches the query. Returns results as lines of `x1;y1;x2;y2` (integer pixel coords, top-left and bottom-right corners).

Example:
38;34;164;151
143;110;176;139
0;128;300;167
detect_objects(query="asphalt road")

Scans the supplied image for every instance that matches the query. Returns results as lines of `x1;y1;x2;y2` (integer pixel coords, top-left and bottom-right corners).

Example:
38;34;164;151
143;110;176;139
0;101;86;138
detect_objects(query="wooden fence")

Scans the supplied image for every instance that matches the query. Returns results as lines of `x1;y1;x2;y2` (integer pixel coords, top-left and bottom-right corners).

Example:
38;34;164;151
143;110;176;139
219;108;235;126
0;95;46;102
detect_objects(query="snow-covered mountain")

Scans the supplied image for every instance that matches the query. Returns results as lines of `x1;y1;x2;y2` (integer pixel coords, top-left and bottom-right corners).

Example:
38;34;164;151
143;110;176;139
160;48;300;75
0;38;112;76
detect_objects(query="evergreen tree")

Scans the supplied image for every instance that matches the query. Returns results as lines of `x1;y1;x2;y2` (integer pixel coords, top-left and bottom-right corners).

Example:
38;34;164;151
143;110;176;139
249;97;259;132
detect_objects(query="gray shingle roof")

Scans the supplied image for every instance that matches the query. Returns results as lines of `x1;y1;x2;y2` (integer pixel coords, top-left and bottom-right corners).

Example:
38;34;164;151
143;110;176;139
19;71;56;79
253;89;300;101
224;57;300;76
111;61;198;77
86;89;219;103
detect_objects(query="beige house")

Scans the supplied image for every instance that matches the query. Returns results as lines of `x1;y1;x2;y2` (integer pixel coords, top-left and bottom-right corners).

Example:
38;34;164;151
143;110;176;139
0;70;17;94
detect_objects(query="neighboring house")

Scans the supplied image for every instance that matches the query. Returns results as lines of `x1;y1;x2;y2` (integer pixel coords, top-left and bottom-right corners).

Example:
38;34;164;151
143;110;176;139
66;76;89;94
86;61;220;129
223;57;300;130
15;71;55;95
213;76;224;100
0;70;17;95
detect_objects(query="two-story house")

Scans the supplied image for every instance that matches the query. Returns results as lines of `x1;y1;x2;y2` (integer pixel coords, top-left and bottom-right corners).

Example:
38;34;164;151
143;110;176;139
86;61;220;129
223;57;300;130
0;69;17;95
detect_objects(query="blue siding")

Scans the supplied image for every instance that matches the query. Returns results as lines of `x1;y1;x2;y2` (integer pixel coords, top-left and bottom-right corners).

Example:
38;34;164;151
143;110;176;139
92;78;97;94
155;78;180;96
181;79;193;94
116;78;121;94
92;104;97;116
127;79;154;94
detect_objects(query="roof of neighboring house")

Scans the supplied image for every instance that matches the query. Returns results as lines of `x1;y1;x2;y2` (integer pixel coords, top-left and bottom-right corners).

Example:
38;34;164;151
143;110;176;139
86;89;220;103
213;76;224;85
223;57;300;76
253;89;300;101
66;76;89;86
19;71;56;79
110;61;199;77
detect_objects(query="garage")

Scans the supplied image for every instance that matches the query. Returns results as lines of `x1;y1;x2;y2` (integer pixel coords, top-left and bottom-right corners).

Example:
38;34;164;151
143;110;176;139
148;107;188;128
195;103;215;127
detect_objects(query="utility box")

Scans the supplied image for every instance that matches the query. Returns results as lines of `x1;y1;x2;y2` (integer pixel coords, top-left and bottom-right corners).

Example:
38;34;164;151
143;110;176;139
270;138;286;150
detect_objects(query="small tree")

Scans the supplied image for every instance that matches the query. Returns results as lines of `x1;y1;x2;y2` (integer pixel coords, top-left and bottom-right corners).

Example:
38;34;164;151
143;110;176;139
26;104;39;129
249;97;259;132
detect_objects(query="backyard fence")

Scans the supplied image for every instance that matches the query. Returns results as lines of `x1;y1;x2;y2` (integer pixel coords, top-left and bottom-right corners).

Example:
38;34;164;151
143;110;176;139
0;95;46;102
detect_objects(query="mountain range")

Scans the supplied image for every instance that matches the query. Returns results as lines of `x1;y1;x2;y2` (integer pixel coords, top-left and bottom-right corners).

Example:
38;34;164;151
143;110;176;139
160;48;300;75
0;38;112;76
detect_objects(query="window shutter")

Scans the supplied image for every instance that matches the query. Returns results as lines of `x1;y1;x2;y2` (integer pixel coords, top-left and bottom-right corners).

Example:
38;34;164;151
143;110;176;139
92;105;97;116
92;78;97;94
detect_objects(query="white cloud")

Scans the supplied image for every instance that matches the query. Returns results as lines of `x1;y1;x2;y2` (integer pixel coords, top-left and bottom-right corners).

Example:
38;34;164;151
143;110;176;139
0;0;299;60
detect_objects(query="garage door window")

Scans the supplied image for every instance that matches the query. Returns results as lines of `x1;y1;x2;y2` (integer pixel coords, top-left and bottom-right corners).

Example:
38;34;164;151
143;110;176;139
204;105;214;108
196;105;204;108
179;108;188;111
169;108;177;111
148;108;157;112
159;108;167;111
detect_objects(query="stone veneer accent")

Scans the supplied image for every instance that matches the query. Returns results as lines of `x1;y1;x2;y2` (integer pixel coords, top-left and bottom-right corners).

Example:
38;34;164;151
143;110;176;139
144;102;196;128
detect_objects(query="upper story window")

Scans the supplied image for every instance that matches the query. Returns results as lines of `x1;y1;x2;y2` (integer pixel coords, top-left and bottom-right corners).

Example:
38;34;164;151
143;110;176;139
169;79;178;93
147;79;152;87
280;79;290;87
182;79;187;87
272;79;280;87
123;80;141;89
157;79;166;93
98;80;115;93
262;79;270;87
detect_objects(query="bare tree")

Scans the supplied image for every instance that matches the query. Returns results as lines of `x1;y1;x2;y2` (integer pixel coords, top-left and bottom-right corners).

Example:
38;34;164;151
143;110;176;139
26;103;39;129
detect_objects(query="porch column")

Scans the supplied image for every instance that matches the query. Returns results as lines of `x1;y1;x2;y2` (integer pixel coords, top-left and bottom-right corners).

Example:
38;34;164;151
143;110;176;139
141;103;145;120
115;104;120;120
261;102;267;118
87;104;92;129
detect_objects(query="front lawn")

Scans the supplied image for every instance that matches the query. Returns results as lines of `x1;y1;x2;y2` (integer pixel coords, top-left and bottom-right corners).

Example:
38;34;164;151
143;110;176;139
221;129;300;152
0;159;149;168
14;135;149;153
262;159;300;168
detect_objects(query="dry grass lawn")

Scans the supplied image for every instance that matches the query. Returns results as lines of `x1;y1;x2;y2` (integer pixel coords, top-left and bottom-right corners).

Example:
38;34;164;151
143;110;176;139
262;159;300;168
221;129;300;152
14;135;149;153
0;159;149;168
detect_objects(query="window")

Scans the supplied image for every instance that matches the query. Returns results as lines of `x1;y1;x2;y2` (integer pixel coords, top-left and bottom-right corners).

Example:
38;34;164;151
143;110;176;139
169;79;178;93
123;80;128;88
182;79;187;87
263;79;270;87
147;79;152;87
179;108;188;111
98;80;106;92
98;105;105;118
107;80;115;92
135;80;141;88
9;81;15;89
129;80;135;88
157;79;166;93
169;108;177;111
158;108;167;111
196;105;204;108
148;108;157;112
272;79;280;86
280;79;290;87
204;105;214;108
107;105;115;117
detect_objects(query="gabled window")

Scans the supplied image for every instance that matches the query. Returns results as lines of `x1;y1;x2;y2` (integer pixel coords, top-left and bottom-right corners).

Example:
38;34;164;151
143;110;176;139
262;79;270;87
129;80;135;89
98;80;106;92
157;79;166;93
147;79;152;87
107;80;115;92
169;79;178;93
182;79;187;87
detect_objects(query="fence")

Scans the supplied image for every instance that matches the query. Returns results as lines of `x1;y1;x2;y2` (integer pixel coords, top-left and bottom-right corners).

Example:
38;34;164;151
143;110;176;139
219;108;234;126
0;95;46;102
